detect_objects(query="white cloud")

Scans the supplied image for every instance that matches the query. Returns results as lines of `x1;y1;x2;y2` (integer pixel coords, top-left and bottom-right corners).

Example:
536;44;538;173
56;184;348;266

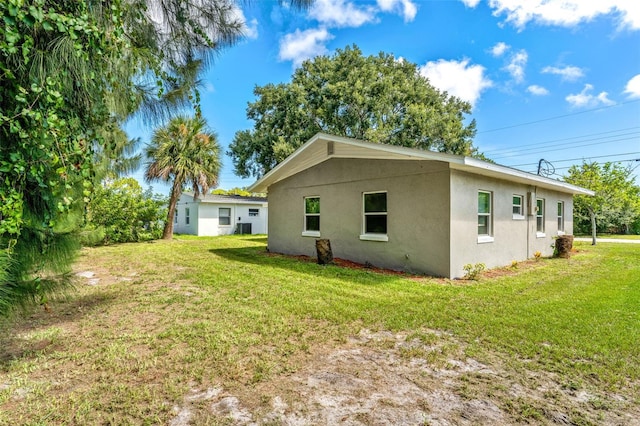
245;18;259;39
490;41;510;57
230;7;259;40
309;0;377;27
460;0;481;7
504;49;528;83
527;85;549;96
278;0;421;66
278;28;334;66
377;0;418;22
566;84;616;108
541;65;585;82
487;0;640;31
419;59;493;106
623;74;640;98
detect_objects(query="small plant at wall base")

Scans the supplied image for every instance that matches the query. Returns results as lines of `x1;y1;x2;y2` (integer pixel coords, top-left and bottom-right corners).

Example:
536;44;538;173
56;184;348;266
463;263;485;280
534;251;542;260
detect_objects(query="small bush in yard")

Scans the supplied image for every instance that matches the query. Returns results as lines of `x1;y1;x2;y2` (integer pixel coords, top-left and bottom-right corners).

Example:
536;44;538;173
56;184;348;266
85;178;166;245
463;263;486;280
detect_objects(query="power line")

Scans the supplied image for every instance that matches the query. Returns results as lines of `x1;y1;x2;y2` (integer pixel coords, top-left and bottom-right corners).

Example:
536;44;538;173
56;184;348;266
477;99;640;134
524;158;640;175
507;152;640;167
491;136;639;160
482;126;640;154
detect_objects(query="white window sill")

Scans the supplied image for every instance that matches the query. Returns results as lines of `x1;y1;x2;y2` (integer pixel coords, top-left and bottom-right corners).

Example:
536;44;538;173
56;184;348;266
477;235;494;244
302;231;321;237
557;230;565;236
536;232;546;238
359;234;389;242
512;214;525;220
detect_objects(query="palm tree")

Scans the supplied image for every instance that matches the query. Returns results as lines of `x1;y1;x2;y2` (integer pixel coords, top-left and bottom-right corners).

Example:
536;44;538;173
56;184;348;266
145;116;221;239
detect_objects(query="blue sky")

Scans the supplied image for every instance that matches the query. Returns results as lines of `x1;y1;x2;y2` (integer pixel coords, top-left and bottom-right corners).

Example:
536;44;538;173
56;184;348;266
128;0;640;194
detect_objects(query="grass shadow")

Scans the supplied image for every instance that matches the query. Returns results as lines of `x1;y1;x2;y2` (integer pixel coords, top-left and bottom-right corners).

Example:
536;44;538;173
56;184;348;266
0;291;117;365
208;245;427;285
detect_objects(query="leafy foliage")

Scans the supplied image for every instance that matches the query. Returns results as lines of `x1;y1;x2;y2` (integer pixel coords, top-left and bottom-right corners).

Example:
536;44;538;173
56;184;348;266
85;178;166;245
212;187;253;197
565;162;640;240
0;0;126;316
0;0;256;316
463;263;486;280
229;45;478;178
145;115;222;239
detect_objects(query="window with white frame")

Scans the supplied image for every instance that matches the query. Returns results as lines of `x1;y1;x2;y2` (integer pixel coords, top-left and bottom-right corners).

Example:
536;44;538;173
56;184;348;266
185;207;190;225
303;197;320;235
248;208;259;217
174;209;178;224
536;198;545;235
363;192;387;235
219;207;231;226
557;201;564;233
512;194;524;218
478;191;493;240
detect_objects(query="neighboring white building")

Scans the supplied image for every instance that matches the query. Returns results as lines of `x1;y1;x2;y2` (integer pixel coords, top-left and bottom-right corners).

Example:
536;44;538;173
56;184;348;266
174;193;268;236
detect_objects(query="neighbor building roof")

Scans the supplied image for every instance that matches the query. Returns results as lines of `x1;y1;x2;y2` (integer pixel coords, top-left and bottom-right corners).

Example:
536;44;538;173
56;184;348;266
248;133;595;196
183;193;267;204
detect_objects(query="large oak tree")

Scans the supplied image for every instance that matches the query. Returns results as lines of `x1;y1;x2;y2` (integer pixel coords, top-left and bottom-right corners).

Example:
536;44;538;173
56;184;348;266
229;45;478;178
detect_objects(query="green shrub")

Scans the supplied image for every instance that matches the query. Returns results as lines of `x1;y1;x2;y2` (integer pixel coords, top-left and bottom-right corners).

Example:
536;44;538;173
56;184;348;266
463;263;485;280
85;178;166;245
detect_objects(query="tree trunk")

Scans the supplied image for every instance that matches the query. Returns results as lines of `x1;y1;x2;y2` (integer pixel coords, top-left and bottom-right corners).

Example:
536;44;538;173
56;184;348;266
555;235;574;258
162;179;182;240
315;239;333;265
589;209;597;245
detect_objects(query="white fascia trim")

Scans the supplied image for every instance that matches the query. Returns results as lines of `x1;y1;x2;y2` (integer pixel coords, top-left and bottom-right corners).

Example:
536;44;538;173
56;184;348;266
460;158;595;196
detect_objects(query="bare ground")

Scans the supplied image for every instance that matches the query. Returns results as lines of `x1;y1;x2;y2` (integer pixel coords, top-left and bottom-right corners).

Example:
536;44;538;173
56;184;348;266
169;328;639;425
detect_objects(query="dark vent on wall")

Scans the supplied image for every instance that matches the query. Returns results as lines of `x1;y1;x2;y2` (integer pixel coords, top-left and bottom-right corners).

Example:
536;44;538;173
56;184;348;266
327;141;334;155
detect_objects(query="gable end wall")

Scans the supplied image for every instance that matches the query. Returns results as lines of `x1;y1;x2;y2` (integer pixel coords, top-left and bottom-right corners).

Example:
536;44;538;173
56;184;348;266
267;158;452;277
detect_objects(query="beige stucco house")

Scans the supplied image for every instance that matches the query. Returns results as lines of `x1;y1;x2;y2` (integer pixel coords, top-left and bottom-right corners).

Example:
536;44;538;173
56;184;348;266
249;133;593;278
174;193;268;236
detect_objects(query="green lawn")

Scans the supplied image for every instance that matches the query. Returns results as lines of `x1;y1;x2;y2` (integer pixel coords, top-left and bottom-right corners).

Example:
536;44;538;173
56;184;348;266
577;234;640;240
1;236;638;424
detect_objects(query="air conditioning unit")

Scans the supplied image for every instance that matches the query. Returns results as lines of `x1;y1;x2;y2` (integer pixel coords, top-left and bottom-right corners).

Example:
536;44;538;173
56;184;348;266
235;223;252;235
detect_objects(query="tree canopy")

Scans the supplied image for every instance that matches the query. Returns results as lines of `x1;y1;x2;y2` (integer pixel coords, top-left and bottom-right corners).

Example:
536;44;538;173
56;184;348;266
565;161;640;243
145;115;222;239
229;45;478;178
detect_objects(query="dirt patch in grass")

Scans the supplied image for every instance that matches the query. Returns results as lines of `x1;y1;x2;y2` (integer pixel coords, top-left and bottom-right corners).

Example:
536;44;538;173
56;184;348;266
170;329;639;425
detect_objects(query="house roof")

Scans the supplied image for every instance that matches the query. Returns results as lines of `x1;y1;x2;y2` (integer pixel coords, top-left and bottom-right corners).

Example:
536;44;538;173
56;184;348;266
248;133;595;196
183;193;268;204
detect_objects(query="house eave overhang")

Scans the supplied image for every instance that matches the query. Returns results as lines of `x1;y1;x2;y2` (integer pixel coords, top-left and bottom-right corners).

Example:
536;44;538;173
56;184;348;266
248;133;594;196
